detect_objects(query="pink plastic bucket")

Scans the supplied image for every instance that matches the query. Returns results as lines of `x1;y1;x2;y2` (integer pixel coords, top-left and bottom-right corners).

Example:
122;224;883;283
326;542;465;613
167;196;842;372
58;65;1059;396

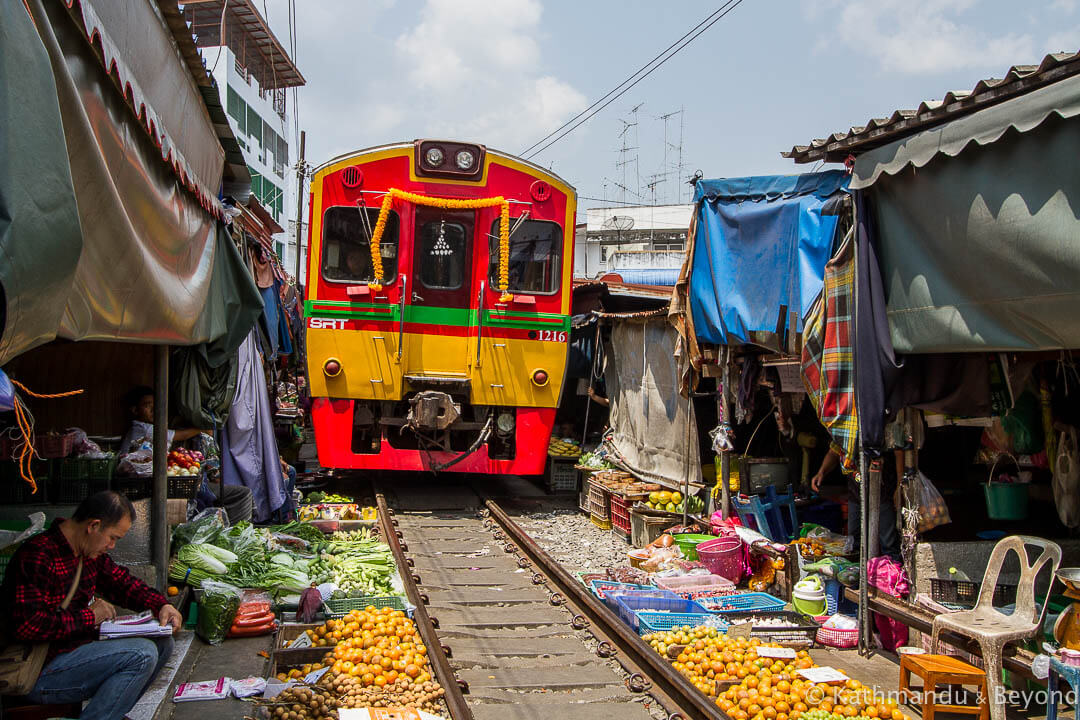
696;536;743;583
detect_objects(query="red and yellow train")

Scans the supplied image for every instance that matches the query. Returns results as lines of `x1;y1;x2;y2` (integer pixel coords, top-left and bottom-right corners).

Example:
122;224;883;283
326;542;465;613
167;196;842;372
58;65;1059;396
304;140;575;475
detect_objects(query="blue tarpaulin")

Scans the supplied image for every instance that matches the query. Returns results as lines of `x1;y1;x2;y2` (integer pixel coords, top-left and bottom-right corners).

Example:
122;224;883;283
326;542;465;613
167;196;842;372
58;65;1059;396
689;171;849;346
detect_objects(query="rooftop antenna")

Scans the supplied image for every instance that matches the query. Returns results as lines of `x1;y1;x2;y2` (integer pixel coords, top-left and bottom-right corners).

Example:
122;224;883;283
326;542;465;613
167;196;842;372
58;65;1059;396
601;215;634;247
659;107;685;204
646;175;666;242
629;102;644;200
616;116;638;206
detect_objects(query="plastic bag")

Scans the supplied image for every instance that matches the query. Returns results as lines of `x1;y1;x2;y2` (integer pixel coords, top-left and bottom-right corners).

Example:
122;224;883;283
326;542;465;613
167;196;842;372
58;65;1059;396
197;580;242;646
174;508;229;551
118;449;153;477
1055;428;1080;528
914;471;950;533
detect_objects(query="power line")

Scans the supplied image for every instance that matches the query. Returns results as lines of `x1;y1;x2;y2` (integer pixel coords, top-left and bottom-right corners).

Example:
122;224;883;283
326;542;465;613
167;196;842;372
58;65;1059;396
520;1;746;160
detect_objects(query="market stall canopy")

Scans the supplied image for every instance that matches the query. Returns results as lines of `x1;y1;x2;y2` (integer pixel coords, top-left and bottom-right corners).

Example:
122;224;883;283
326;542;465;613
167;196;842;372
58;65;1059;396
0;0;262;365
854;71;1080;353
687;171;850;349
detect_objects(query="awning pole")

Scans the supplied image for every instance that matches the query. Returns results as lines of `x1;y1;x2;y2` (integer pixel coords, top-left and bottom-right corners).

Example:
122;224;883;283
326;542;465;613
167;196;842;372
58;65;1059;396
683;387;692;527
720;347;731;520
152;344;169;591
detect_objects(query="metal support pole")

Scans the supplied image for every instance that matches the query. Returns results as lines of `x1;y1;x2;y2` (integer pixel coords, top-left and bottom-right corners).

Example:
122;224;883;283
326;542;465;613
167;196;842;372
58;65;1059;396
858;451;870;654
720;348;731;520
867;458;882;560
293;131;306;282
683;389;692;526
152;345;169;591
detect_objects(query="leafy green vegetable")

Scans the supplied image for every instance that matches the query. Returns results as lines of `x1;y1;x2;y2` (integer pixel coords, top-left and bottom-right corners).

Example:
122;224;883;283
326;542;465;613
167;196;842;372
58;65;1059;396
178;543;235;575
197;580;242;645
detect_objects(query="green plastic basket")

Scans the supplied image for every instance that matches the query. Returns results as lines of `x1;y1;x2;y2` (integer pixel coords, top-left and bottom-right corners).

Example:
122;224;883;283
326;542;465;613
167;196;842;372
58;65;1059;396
984;483;1028;521
322;595;406;618
672;533;715;561
57;456;118;482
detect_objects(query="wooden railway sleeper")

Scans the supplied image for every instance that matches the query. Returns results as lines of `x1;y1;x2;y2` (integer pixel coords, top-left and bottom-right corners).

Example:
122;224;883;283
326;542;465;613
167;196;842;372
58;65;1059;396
516;556;531;569
531;572;546;585
548;591;566;606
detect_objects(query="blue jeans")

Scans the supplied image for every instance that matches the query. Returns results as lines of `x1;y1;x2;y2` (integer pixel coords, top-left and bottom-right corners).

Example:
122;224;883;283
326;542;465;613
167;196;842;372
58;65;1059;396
848;494;900;559
27;635;174;720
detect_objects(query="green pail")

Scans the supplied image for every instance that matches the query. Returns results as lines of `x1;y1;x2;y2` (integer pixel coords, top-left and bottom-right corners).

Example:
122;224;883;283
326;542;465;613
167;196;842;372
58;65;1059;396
984;482;1028;521
672;533;715;561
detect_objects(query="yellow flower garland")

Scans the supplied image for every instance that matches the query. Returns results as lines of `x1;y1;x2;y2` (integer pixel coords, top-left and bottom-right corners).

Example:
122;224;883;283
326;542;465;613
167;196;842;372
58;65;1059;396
366;188;513;301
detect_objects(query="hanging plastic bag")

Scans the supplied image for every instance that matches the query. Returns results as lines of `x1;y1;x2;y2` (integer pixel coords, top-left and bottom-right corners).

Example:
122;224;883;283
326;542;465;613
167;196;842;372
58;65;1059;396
914;471;950;533
1054;428;1080;528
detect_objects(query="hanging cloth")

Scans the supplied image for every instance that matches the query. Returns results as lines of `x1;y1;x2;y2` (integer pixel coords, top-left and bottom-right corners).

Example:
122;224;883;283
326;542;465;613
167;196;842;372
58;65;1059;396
250;245;274;289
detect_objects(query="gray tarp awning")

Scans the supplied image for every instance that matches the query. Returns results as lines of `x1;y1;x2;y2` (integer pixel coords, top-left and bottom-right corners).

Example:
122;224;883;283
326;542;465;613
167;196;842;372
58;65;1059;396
853;74;1080;354
0;0;261;365
603;317;701;490
851;73;1080;190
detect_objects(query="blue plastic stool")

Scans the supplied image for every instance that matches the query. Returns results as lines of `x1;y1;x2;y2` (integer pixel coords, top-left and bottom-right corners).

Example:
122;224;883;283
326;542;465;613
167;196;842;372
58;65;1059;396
1048;657;1080;720
733;487;798;542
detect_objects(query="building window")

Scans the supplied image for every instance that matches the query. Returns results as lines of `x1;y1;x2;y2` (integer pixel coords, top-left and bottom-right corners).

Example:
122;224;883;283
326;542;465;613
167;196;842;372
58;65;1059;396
247;106;260;142
275;241;284;258
600;246;608;263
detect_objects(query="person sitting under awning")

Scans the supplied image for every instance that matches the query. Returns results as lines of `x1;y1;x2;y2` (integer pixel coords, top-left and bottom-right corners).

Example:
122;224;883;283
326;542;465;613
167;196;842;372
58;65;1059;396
0;491;182;719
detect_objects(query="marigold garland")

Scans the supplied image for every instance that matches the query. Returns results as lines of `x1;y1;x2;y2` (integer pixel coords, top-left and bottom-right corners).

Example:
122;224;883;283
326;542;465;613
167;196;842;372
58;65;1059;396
367;188;513;301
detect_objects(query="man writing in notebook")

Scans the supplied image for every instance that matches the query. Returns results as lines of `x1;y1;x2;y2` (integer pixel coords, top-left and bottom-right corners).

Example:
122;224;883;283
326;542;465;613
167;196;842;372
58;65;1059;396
0;491;182;719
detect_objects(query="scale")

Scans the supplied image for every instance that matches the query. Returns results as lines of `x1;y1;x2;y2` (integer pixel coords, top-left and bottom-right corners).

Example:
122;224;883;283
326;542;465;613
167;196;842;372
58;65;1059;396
1054;568;1080;649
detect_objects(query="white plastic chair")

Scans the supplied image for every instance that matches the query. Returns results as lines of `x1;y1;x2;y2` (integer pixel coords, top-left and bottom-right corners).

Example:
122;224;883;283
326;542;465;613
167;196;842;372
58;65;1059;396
931;535;1062;720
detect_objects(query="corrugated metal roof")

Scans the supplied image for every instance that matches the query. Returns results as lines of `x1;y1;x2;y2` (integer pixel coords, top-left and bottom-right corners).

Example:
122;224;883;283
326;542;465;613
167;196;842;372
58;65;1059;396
784;51;1080;164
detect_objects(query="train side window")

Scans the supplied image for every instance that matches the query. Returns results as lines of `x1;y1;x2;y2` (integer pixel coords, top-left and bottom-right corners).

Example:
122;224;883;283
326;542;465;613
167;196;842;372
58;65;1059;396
321;206;399;285
488;218;562;294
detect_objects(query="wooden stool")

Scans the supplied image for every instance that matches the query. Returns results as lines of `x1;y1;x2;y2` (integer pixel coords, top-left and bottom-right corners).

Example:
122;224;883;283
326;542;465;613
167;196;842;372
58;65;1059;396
899;654;990;720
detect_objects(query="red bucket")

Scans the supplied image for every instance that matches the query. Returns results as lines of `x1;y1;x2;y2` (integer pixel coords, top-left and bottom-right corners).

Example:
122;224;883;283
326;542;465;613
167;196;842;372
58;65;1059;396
696;536;743;583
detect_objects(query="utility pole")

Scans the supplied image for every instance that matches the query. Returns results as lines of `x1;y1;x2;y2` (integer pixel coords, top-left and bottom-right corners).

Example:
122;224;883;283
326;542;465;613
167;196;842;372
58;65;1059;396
293;130;306;283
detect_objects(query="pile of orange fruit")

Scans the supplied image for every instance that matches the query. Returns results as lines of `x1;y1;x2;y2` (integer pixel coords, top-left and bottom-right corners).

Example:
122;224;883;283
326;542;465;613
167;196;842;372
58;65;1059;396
644;628;911;720
276;606;433;689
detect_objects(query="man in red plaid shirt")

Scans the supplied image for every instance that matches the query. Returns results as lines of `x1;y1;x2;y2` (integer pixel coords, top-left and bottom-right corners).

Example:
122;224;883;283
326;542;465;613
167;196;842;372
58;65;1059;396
0;491;182;719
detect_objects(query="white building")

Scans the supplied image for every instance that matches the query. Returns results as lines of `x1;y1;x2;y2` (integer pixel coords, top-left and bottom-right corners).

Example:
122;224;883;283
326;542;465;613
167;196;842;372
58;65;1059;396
183;1;306;280
576;204;693;280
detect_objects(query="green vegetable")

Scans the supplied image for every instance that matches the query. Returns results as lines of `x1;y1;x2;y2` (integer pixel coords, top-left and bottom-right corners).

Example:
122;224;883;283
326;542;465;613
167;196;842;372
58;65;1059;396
263;566;310;592
172;510;227;550
269;522;326;545
270;552;294;567
197;580;242;645
168;559;214;588
178;543;236;575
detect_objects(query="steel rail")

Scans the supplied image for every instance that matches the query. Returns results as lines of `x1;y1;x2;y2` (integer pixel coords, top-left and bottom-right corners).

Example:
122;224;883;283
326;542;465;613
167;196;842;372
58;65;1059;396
375;493;474;720
484;499;726;720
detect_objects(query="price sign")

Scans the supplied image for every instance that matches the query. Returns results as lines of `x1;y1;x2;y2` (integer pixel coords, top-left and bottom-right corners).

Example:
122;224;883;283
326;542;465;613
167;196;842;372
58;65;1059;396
797;667;850;684
758;646;797;659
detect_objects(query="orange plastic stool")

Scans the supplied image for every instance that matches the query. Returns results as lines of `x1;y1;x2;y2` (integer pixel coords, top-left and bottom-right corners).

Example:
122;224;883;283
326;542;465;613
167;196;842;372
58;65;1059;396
899;654;989;720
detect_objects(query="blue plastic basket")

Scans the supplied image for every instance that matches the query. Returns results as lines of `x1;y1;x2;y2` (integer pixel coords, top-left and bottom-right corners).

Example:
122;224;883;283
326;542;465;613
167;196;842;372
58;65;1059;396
824;579;858;616
589;580;654;601
616;594;709;629
605;588;679;612
637;612;728;636
699;592;786;614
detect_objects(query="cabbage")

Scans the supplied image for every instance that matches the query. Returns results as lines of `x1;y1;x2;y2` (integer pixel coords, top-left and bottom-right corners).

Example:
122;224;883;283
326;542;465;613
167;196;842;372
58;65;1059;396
178;543;236;575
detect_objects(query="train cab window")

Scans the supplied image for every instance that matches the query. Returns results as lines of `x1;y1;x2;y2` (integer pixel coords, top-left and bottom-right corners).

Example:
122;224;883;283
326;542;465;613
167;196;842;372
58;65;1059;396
488;218;561;294
321;206;399;285
417;213;470;290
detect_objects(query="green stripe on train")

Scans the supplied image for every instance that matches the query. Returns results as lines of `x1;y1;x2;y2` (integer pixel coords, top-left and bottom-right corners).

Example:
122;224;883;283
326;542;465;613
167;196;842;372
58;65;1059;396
305;300;568;330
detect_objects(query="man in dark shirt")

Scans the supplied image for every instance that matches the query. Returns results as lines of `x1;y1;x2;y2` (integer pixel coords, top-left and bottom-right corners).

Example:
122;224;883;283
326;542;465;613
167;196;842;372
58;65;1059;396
812;447;901;558
0;491;181;719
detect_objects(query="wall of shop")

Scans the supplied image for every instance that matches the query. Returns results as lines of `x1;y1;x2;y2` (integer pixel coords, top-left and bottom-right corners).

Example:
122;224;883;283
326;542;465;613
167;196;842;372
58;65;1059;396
913;540;1080;598
4;341;154;437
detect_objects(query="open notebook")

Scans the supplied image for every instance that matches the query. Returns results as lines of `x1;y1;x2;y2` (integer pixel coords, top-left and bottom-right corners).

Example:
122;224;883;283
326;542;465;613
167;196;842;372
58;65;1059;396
100;610;174;640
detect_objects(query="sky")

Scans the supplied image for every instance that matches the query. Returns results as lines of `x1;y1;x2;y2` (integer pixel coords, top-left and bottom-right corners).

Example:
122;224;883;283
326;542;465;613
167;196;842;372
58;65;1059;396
258;0;1078;218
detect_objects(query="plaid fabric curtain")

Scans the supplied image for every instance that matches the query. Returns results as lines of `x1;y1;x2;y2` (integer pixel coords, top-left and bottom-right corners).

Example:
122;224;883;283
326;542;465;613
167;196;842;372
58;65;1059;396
801;233;858;471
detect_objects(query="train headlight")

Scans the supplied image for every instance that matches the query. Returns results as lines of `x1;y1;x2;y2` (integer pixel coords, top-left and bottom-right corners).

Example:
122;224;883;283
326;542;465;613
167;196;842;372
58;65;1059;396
454;149;475;171
323;358;343;377
425;147;445;167
496;411;515;435
531;369;549;387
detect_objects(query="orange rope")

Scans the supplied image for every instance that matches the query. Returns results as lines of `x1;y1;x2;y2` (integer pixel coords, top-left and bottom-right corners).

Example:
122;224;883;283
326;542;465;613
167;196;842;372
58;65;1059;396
8;380;83;492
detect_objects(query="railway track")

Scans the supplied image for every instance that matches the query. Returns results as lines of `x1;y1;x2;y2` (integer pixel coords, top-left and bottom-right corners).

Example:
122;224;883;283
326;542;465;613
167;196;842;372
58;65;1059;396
374;487;727;720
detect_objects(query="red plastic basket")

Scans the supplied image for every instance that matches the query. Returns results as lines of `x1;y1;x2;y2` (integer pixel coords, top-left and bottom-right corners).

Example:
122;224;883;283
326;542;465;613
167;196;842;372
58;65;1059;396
816;625;859;648
696;536;743;583
610;494;631;533
36;432;75;459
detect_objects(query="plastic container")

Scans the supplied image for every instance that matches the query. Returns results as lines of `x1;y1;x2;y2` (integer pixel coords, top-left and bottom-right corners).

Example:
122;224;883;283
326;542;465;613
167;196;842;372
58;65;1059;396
323;595;407;619
589;580;652;602
793;577;827;616
637;612;725;636
699;592;786;614
696;536;744;583
610;494;632;533
672;533;715;561
605;588;679;613
615;594;708;630
816;625;859;648
656;574;737;600
985;483;1028;520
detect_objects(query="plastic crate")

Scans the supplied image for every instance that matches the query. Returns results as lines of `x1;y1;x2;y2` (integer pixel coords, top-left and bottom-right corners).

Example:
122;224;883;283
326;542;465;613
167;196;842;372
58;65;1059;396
52;477;101;505
0;461;50;504
610;494;632;533
930;578;1017;607
578;489;590;513
590;514;612;530
323;595;407;618
656;574;737;600
616;594;708;630
637;612;726;636
57;456;118;482
630;508;674;548
587;480;610;521
35;431;76;459
824;578;858;616
167;474;200;499
546;458;578;493
589;580;653;602
699;592;786;614
110;475;151;500
605;588;679;613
